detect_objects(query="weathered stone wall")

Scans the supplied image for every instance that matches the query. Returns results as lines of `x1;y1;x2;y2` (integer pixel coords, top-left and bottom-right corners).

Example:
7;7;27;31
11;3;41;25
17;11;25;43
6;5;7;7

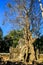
0;53;10;61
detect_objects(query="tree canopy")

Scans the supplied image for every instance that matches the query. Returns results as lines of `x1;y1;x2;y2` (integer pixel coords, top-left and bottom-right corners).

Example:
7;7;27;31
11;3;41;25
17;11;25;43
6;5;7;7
4;0;43;38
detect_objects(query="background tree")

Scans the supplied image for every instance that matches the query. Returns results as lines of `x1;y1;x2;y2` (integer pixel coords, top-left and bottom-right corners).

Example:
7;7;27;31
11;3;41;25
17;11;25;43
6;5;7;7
5;30;23;47
39;36;43;53
0;27;3;39
33;35;43;58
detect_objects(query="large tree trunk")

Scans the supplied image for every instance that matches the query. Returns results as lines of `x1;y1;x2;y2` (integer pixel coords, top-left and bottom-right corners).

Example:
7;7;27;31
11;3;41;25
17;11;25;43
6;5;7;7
9;14;36;64
21;14;36;64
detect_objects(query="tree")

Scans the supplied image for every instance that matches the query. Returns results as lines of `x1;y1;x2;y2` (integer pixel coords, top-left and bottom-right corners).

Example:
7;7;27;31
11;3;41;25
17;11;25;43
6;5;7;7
4;0;42;64
4;30;23;47
33;35;43;59
39;36;43;53
4;0;42;37
0;28;3;39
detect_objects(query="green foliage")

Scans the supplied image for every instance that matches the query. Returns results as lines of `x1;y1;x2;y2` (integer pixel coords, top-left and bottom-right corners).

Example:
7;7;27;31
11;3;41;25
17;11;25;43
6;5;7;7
4;30;23;48
39;36;43;53
33;36;43;53
0;27;23;52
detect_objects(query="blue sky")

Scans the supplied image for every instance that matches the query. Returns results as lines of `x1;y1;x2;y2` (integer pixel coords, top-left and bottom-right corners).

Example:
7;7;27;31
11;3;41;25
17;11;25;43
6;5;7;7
0;0;43;36
0;0;19;36
0;0;12;36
